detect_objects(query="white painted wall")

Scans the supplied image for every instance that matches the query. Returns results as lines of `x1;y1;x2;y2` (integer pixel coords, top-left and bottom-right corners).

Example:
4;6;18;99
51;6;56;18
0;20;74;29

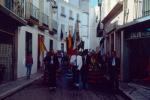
17;26;38;78
17;0;59;78
89;7;100;50
33;0;39;8
69;0;79;7
56;0;90;51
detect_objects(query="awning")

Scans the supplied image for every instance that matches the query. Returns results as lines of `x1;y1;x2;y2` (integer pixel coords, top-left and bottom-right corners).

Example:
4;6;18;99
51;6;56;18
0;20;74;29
117;17;150;32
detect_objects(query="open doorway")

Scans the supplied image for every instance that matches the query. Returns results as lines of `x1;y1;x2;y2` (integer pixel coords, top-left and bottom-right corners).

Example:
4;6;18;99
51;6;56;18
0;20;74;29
26;32;32;55
49;39;53;50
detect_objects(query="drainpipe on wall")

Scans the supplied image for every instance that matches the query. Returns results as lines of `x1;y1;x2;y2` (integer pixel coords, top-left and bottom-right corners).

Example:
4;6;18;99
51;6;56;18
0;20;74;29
123;0;128;24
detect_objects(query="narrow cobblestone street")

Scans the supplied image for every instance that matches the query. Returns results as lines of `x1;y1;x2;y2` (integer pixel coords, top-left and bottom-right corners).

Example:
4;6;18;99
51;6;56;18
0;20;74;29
4;75;127;100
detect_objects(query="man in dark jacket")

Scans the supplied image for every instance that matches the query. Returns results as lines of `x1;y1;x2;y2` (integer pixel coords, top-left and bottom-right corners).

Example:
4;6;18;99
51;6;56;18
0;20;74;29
43;50;59;90
108;50;120;92
81;50;89;89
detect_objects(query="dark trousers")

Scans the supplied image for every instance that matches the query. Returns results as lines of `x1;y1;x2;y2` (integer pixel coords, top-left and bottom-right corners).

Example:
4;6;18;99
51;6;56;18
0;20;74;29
81;66;88;89
26;64;32;79
72;66;79;85
109;68;119;91
48;64;56;87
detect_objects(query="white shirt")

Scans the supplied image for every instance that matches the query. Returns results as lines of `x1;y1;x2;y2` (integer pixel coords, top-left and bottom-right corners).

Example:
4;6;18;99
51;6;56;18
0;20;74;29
112;58;116;66
70;55;83;70
70;55;76;66
76;55;83;70
51;56;54;64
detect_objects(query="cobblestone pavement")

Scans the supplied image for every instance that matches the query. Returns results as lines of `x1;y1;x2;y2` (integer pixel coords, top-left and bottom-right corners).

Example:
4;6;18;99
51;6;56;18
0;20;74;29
4;74;127;100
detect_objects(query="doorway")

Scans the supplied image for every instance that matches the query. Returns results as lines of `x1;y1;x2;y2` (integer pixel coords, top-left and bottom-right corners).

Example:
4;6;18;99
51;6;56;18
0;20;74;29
128;38;150;81
26;32;32;55
0;32;14;84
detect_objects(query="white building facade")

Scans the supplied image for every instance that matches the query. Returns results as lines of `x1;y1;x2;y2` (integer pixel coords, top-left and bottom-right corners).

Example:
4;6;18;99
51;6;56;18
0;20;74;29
0;0;100;84
56;0;91;51
17;0;57;78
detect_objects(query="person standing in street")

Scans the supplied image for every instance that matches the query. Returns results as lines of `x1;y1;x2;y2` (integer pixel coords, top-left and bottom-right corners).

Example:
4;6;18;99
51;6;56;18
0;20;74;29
76;51;83;89
81;50;88;89
70;50;83;89
25;52;33;79
43;50;59;90
108;50;120;93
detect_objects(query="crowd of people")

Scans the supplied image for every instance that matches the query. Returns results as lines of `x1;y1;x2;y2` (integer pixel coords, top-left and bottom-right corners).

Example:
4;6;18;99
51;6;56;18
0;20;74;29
42;49;120;92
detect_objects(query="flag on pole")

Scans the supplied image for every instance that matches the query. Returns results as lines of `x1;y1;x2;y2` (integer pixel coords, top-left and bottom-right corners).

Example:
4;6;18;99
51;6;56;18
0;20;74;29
68;30;72;49
38;36;47;67
76;21;80;42
39;36;47;55
72;20;81;50
67;30;76;55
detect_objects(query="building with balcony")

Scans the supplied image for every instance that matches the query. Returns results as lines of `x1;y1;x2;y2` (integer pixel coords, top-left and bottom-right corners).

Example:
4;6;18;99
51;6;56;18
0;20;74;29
100;0;124;80
118;0;150;83
100;0;150;84
56;0;90;51
0;0;26;83
0;0;59;83
17;0;58;78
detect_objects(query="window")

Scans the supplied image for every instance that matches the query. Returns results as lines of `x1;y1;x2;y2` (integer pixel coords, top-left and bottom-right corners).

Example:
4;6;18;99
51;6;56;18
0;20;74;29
26;32;32;54
60;24;65;40
5;0;13;10
61;43;64;52
61;24;65;33
69;10;72;17
77;13;80;22
50;39;53;50
77;13;80;20
61;6;65;14
61;6;66;17
69;25;73;34
69;10;74;20
143;0;150;16
64;0;69;3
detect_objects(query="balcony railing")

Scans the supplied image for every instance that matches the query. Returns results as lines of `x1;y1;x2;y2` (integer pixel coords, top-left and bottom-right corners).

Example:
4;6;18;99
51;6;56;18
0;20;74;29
38;12;49;30
77;19;81;23
4;0;25;18
25;2;39;21
134;0;150;19
42;13;49;26
51;19;58;34
61;13;66;17
69;17;74;20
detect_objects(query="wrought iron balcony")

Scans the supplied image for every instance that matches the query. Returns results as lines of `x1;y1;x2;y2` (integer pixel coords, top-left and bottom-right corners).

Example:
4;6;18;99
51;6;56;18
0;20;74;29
4;0;25;18
61;13;66;17
134;0;150;19
69;16;74;20
77;19;81;23
39;12;49;30
51;19;58;34
25;2;40;25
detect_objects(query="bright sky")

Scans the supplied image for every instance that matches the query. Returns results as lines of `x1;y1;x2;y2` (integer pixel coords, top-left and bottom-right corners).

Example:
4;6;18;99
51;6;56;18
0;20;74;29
90;0;98;7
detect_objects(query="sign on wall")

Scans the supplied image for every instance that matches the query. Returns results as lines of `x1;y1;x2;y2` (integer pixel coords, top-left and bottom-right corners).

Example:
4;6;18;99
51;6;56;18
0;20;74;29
126;32;150;39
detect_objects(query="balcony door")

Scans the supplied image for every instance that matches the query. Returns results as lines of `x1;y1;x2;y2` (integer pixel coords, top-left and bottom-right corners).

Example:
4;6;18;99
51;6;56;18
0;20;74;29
5;0;13;10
